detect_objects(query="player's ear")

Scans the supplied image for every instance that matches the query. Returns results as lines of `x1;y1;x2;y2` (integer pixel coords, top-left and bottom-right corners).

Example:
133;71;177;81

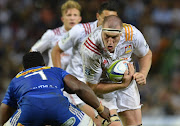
96;13;100;20
61;17;64;23
78;16;82;22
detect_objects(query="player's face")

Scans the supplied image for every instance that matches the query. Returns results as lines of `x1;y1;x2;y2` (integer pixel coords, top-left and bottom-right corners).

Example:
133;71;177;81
61;8;82;31
102;27;121;53
97;10;118;26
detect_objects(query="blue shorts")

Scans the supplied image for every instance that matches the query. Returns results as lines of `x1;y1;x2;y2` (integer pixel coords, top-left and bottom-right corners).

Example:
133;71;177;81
7;95;86;126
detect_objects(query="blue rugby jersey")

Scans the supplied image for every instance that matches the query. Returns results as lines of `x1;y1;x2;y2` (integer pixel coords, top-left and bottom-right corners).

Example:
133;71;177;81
2;66;69;109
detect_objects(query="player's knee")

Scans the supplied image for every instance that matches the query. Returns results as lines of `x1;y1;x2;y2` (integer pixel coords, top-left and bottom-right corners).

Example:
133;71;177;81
102;114;121;126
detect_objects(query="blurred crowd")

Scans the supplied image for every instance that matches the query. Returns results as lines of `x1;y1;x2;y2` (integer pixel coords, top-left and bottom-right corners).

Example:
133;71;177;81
0;0;180;116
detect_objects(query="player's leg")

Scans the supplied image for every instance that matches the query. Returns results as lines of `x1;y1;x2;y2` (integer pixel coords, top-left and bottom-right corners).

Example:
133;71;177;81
99;96;122;126
116;80;142;126
101;109;122;126
78;103;101;126
118;108;142;126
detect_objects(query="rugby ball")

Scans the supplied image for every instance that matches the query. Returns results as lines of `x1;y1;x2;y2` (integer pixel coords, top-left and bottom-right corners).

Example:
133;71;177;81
107;60;129;82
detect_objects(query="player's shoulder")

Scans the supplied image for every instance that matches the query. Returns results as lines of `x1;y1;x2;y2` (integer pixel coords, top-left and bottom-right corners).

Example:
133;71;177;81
42;26;62;38
52;26;63;36
75;21;97;35
82;26;102;59
122;23;141;41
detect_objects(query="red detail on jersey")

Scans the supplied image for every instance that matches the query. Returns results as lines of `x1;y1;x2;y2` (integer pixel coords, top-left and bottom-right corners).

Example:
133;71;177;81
82;23;91;35
87;38;97;47
103;59;108;65
84;38;100;55
53;28;61;35
85;39;99;52
82;23;87;34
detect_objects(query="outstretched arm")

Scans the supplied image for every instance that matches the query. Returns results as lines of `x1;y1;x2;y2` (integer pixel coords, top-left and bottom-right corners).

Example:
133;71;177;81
0;103;16;125
63;74;110;121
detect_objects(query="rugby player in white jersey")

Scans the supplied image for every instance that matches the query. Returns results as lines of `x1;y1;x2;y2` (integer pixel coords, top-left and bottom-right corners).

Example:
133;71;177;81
30;0;82;69
51;1;131;126
81;15;152;126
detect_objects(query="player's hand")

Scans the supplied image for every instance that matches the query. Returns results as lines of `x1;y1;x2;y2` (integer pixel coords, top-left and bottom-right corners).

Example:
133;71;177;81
122;63;135;88
133;72;146;85
98;106;110;122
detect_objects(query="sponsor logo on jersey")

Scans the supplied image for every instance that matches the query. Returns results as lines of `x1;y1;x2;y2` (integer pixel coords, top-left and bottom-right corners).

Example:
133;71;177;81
125;45;132;53
62;32;70;44
61;117;76;126
85;67;92;76
103;59;108;65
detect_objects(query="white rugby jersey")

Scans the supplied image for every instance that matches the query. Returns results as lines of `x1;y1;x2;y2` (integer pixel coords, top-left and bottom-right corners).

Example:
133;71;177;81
31;25;72;69
81;23;150;84
58;20;98;80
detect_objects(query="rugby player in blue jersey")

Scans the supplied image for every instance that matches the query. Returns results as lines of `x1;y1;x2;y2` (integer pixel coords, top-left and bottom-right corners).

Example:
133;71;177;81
0;52;110;126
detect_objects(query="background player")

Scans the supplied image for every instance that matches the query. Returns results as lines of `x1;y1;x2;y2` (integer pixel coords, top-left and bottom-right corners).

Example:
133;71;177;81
0;51;110;126
51;1;124;126
81;15;152;126
30;0;82;69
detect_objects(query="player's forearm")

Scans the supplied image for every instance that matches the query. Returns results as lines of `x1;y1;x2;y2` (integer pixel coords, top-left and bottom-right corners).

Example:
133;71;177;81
75;82;100;109
138;49;152;78
93;82;128;95
51;45;61;68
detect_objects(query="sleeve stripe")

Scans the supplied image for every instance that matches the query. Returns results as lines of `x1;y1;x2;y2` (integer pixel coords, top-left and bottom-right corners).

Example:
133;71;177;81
86;40;99;52
123;23;133;41
84;42;100;55
82;23;87;34
53;28;61;35
84;37;100;55
87;23;91;33
83;23;92;35
130;25;133;41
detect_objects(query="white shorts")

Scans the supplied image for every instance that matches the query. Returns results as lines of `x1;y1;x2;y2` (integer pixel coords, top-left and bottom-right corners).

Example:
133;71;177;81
98;80;142;112
98;91;118;110
116;80;142;112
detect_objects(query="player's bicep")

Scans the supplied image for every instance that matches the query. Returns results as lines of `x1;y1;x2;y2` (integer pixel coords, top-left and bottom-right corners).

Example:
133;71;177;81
133;29;149;57
63;74;80;94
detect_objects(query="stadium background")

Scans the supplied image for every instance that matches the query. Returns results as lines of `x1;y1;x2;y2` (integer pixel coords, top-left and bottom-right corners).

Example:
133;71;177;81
0;0;179;125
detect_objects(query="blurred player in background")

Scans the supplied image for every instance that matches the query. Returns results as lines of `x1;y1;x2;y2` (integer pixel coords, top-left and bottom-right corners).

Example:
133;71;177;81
51;1;123;126
81;15;152;126
0;52;110;126
30;0;82;70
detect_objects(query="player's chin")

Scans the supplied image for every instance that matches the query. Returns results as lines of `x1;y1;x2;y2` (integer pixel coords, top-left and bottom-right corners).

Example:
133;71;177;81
69;22;76;27
108;49;114;53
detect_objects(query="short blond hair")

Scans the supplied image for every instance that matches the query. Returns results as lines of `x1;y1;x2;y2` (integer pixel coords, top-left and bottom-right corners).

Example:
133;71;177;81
61;0;81;15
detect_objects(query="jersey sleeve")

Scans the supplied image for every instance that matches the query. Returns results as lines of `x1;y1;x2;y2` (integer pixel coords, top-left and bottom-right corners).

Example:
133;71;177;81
58;24;82;51
1;81;18;109
53;67;70;80
31;30;55;53
133;27;150;57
